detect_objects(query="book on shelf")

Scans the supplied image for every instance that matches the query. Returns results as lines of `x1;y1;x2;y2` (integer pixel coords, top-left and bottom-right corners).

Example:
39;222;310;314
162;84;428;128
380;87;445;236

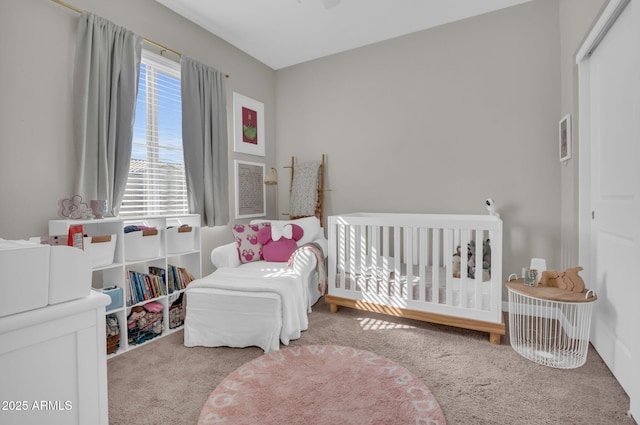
125;264;194;305
127;268;166;305
148;266;166;283
167;265;175;293
167;264;195;292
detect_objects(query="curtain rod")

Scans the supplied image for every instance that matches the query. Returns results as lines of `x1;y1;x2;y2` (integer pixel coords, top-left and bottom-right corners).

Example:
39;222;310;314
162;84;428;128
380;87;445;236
51;0;229;78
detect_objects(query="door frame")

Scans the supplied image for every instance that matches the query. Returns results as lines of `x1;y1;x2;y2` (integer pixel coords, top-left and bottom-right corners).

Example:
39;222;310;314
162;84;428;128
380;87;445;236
576;0;639;419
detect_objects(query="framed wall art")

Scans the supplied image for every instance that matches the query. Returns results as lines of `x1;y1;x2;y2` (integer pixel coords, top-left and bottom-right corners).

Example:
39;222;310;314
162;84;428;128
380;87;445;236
233;92;265;157
559;114;571;162
234;160;266;219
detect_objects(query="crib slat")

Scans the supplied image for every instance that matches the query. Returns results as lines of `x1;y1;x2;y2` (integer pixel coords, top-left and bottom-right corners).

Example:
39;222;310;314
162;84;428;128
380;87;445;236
446;229;458;306
370;225;379;295
489;226;503;320
390;226;400;298
432;228;441;304
348;225;357;291
474;229;483;310
460;230;470;308
358;224;367;293
382;226;390;297
337;223;343;289
443;229;451;277
443;228;454;305
419;227;427;302
405;227;413;300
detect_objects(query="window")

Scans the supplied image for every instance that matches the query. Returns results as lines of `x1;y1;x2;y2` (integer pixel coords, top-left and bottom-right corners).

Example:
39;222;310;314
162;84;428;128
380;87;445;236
120;50;187;217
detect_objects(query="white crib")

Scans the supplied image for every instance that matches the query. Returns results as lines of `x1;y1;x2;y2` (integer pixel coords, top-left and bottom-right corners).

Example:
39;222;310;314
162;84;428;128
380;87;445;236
325;213;505;344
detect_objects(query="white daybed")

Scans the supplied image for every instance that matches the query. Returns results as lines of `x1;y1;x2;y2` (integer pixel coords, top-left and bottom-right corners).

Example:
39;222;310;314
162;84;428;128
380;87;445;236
184;217;327;353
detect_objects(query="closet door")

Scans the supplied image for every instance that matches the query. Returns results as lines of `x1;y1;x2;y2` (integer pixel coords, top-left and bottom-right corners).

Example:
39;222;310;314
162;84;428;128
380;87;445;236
578;0;639;419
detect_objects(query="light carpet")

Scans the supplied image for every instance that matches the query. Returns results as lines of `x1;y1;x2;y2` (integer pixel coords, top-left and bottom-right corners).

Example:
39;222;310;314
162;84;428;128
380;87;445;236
107;299;635;424
198;345;445;424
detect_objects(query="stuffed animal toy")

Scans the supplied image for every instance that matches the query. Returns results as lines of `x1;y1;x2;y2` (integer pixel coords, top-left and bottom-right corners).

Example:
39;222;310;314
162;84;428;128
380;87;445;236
467;239;491;279
467;240;476;278
452;246;462;278
257;223;304;262
482;239;491;271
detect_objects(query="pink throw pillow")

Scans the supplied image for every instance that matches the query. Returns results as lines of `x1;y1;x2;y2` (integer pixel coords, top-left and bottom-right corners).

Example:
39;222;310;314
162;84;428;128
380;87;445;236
232;223;270;263
257;224;304;262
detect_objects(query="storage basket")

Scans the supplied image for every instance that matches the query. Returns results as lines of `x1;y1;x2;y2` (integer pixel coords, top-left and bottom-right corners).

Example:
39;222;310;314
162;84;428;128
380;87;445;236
102;287;123;311
169;304;185;329
166;226;195;254
507;280;597;369
169;292;186;329
124;229;160;261
127;307;163;345
0;240;49;317
106;335;120;355
84;234;117;268
106;313;120;355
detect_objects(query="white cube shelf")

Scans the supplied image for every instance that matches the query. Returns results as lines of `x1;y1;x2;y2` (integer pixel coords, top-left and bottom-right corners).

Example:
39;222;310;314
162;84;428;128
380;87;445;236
49;214;201;357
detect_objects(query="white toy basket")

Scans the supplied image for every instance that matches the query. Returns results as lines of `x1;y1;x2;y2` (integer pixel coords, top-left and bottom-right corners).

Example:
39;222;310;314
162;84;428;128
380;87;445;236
507;280;597;369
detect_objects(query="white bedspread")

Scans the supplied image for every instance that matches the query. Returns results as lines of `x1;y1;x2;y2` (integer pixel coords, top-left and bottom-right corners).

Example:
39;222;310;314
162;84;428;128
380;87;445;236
187;266;309;345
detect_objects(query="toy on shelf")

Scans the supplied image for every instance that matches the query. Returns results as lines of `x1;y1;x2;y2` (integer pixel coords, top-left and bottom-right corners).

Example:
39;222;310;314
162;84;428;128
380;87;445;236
540;266;586;293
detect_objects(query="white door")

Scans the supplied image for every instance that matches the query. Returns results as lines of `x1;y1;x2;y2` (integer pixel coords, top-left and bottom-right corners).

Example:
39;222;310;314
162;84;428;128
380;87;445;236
578;0;639;419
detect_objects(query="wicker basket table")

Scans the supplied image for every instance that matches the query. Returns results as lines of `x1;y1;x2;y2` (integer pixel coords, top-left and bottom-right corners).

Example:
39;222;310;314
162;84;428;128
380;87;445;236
507;279;597;369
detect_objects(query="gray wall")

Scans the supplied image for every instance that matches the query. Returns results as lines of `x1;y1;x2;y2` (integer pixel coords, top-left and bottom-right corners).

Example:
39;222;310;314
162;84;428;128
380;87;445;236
558;0;607;268
276;0;562;283
0;0;606;281
0;0;277;275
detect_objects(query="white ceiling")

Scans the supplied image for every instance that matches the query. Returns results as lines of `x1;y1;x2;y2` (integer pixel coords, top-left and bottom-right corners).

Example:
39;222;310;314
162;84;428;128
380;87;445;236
155;0;532;70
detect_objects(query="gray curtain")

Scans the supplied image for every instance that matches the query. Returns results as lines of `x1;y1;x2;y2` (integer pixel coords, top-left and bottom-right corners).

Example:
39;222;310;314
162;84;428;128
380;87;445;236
73;12;142;216
181;57;229;227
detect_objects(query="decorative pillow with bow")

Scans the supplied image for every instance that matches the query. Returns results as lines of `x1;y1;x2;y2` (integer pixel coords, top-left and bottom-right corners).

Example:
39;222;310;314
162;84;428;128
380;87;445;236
257;223;304;262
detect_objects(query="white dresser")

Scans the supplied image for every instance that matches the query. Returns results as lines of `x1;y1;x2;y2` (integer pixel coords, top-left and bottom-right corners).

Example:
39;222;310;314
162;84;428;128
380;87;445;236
0;291;110;425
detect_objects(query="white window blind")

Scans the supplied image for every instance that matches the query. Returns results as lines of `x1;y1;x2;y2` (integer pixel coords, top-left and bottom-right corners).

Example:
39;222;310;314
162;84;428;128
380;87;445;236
120;50;188;217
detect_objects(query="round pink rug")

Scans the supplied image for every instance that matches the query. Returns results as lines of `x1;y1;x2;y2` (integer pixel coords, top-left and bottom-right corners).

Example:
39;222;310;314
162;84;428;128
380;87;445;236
198;345;446;424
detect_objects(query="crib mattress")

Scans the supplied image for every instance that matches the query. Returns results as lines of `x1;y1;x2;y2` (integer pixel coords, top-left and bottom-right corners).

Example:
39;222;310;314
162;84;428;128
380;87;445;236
336;265;492;310
184;288;282;353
